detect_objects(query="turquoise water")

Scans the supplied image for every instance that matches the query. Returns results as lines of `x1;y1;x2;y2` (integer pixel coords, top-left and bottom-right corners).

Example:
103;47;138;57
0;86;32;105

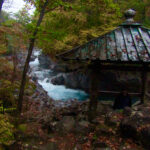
30;51;89;101
38;78;89;101
30;50;140;102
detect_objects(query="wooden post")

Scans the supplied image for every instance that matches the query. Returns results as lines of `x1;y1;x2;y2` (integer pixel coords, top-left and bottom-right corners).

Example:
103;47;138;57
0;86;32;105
88;63;100;121
141;65;148;104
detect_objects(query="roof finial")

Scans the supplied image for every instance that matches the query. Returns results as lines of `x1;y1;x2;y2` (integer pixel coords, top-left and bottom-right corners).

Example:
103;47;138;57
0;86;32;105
124;9;136;24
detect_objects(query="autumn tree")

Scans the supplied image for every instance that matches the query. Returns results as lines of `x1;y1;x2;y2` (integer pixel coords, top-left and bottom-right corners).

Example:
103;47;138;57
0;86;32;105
0;0;14;23
18;0;49;113
18;0;63;113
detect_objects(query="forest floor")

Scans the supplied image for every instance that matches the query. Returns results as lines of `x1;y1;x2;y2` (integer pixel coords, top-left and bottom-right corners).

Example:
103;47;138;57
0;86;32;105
7;83;148;150
9;95;148;150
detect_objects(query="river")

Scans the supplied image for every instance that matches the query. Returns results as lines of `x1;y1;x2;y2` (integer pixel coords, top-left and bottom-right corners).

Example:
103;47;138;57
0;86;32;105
29;50;89;101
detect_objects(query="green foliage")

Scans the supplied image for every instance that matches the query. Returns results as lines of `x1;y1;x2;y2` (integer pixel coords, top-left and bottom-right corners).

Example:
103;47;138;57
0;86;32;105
0;114;14;146
0;107;16;113
0;58;13;79
0;58;19;108
35;0;121;55
14;6;32;26
0;80;18;107
26;0;149;56
18;124;27;133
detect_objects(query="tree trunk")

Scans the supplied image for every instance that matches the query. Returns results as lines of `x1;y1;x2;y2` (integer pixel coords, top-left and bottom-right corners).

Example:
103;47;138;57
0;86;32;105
141;65;148;104
0;0;4;13
0;0;4;23
17;0;49;113
12;47;18;83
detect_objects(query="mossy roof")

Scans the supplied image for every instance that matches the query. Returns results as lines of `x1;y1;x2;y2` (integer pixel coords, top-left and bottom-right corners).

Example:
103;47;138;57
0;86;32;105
57;10;150;64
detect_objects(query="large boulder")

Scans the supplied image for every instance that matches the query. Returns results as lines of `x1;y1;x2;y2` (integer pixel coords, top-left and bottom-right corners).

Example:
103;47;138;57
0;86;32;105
41;142;59;150
65;72;89;91
51;64;70;73
120;105;150;149
51;72;89;92
51;71;141;93
51;74;65;85
74;120;92;135
56;116;75;134
38;54;52;69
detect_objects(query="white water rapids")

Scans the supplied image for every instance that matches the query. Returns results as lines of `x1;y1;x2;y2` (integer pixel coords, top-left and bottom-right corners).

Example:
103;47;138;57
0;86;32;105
29;50;89;101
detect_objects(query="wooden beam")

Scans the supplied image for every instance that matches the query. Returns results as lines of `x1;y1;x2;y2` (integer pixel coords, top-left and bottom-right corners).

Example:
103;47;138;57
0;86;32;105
88;68;100;122
93;63;150;72
141;66;148;103
61;57;150;65
98;90;141;96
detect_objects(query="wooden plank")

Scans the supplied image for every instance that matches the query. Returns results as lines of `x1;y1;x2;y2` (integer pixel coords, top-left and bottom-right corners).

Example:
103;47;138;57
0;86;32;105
131;27;149;61
98;64;150;72
122;27;139;61
95;40;100;59
130;27;141;60
80;45;89;60
89;41;97;60
90;40;99;60
141;69;147;103
98;90;141;96
106;32;118;60
138;28;150;57
99;37;107;60
89;69;99;121
115;28;128;61
138;28;150;61
97;38;101;59
75;48;81;59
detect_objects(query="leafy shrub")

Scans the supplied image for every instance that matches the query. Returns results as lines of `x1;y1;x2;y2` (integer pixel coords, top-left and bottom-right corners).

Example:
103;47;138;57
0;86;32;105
0;80;17;108
0;114;14;146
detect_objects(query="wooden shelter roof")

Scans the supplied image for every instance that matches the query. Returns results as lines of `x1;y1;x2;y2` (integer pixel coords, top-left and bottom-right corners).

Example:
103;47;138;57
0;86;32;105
57;9;150;64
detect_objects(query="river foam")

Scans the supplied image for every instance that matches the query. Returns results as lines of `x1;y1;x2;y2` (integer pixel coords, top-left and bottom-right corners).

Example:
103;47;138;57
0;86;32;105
29;50;88;101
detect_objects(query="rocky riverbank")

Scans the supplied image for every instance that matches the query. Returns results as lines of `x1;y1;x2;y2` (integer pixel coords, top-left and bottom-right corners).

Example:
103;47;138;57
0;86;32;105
9;93;150;150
